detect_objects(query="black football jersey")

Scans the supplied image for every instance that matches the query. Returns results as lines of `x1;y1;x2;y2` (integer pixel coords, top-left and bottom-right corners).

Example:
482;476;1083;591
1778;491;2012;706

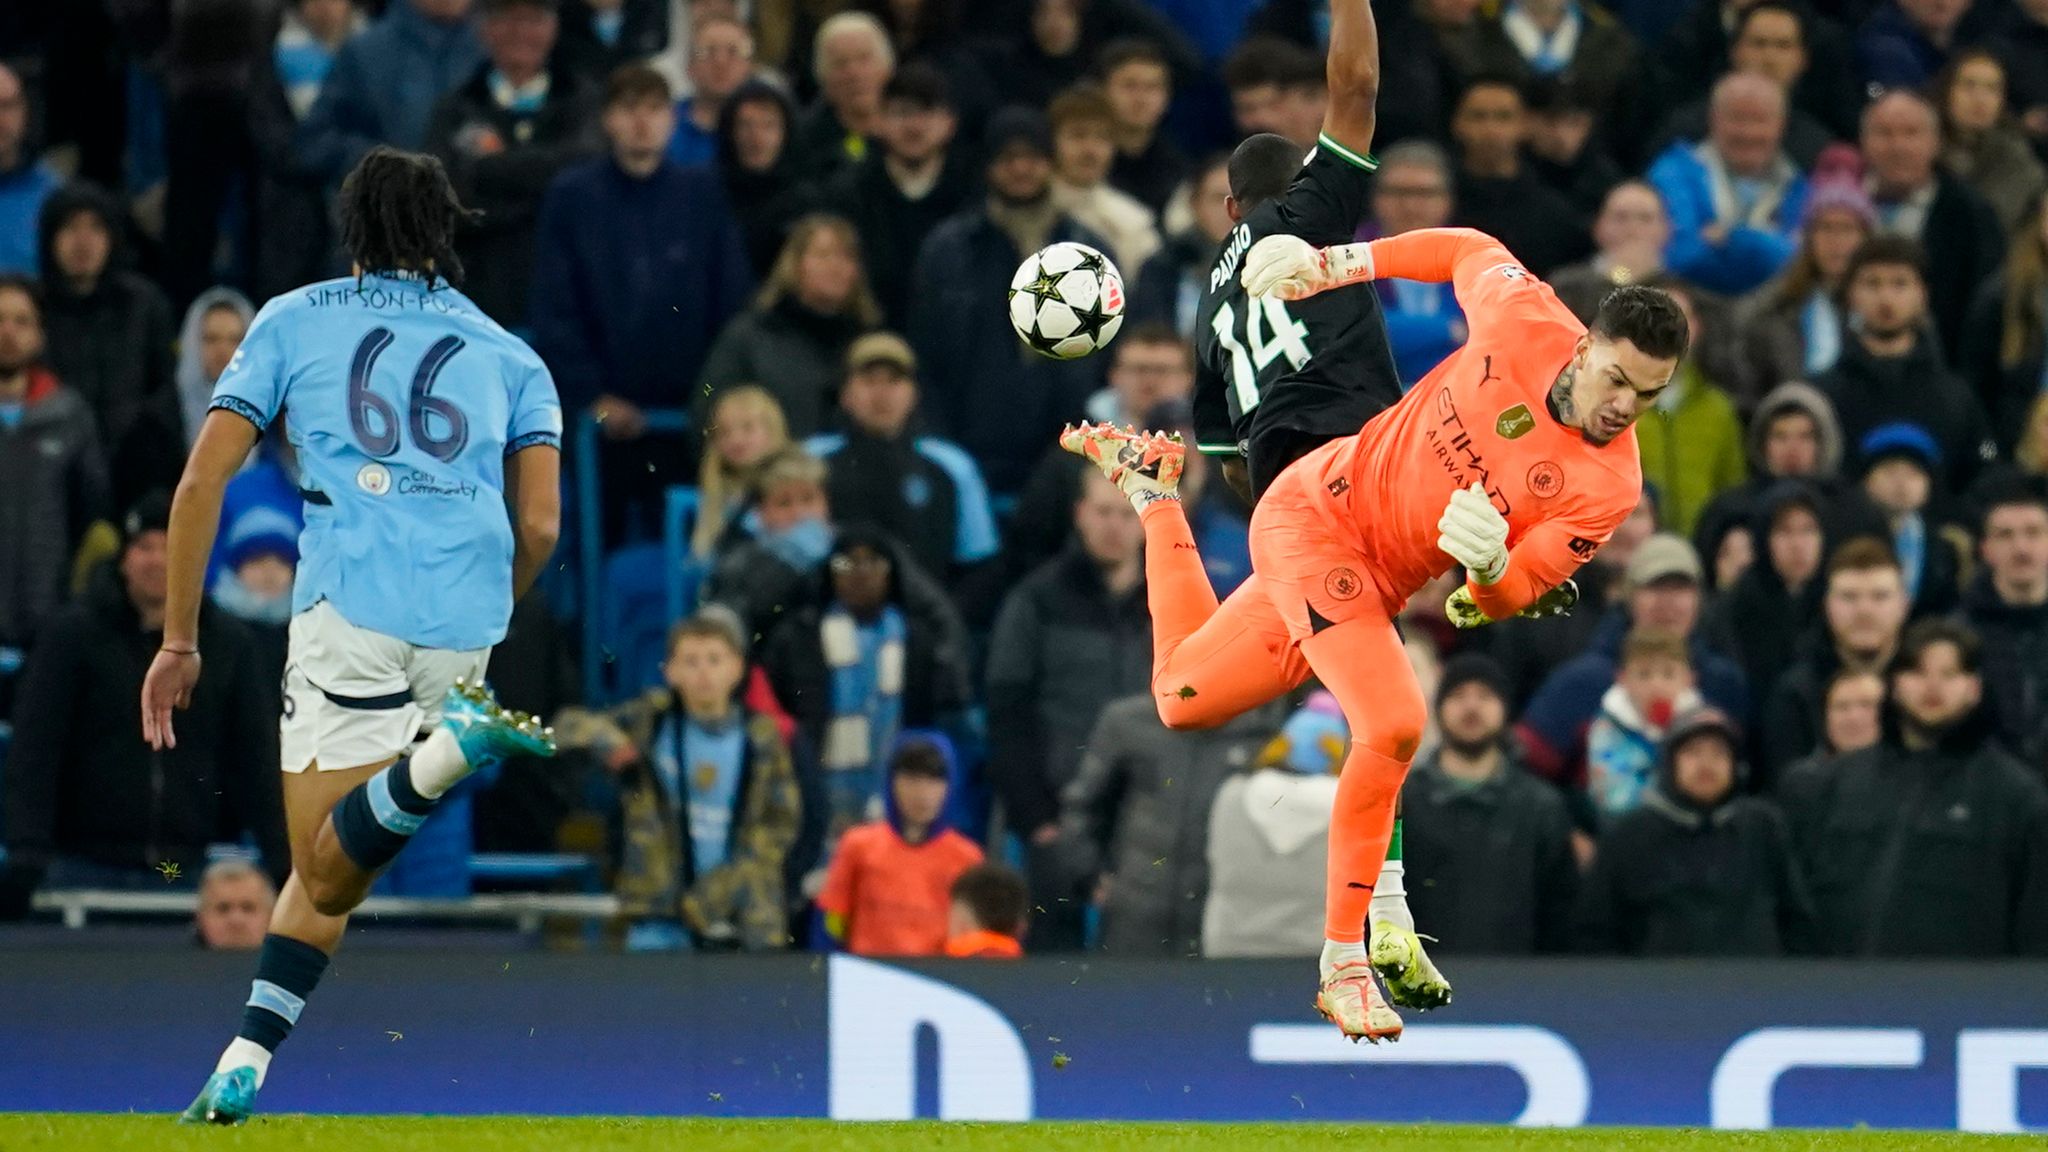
1192;142;1404;459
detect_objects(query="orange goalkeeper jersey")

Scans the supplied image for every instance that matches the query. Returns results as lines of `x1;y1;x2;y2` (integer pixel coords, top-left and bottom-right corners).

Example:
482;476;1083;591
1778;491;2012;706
1297;228;1643;618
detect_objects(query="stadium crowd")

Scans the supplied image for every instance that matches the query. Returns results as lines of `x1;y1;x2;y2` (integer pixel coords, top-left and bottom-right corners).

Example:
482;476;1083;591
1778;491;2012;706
0;0;2045;960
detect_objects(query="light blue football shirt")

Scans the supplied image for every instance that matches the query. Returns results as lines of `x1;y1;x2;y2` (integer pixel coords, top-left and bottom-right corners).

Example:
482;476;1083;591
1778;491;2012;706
211;274;563;651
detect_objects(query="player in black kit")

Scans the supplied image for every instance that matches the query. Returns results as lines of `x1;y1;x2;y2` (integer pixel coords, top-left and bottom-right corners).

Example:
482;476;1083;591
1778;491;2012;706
1193;0;1401;503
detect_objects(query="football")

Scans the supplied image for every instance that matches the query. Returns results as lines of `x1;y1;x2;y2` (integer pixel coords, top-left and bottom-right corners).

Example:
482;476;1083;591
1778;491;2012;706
1007;242;1126;360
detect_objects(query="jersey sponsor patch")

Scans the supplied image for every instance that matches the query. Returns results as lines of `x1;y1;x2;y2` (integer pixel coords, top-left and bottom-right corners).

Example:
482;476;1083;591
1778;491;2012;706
1568;537;1600;560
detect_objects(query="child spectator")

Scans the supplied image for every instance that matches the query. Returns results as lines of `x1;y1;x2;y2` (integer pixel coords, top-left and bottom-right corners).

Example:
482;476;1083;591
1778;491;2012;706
555;607;801;951
945;863;1029;957
817;735;982;956
1858;422;1972;616
1585;630;1702;825
704;447;836;642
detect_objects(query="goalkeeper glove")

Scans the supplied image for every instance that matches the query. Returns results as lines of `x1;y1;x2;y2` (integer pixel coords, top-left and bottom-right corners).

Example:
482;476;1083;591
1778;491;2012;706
1436;482;1509;584
1241;235;1374;300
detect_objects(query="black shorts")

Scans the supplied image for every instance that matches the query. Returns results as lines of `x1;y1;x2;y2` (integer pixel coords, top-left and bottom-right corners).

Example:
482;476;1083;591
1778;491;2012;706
1246;426;1342;502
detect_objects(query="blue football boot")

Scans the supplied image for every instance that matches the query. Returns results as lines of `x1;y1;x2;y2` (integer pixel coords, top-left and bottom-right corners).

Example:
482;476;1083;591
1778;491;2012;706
442;677;557;768
178;1067;258;1125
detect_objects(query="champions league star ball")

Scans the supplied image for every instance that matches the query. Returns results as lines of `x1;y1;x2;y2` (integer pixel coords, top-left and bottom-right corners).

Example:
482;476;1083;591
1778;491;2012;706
1008;242;1126;360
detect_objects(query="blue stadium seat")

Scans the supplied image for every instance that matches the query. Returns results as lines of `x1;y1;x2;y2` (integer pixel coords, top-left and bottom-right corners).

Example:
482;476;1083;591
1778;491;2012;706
661;486;704;627
597;544;674;702
575;409;691;703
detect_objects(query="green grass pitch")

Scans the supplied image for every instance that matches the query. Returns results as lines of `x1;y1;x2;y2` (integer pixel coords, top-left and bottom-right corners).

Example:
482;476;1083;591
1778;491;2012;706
0;1117;2039;1151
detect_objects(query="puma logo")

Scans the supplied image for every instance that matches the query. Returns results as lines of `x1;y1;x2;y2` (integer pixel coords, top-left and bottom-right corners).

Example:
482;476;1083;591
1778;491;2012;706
1479;355;1499;388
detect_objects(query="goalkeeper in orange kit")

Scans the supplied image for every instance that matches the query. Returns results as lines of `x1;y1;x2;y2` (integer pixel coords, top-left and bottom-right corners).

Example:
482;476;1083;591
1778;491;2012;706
1063;226;1688;1041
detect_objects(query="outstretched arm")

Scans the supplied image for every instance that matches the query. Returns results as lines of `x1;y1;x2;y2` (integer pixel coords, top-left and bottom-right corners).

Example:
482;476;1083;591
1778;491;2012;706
1244;227;1524;316
1318;0;1381;166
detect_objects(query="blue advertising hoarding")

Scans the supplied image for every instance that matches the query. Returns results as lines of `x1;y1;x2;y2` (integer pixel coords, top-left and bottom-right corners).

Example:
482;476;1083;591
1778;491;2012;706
2;947;2044;1132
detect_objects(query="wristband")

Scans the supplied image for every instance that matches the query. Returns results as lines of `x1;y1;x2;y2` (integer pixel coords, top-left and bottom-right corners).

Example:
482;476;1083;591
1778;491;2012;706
161;645;199;656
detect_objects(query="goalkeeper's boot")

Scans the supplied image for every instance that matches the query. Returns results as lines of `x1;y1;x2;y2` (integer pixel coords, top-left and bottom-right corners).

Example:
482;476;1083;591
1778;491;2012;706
442;677;557;769
1060;422;1184;508
1371;919;1453;1010
178;1067;258;1125
1315;960;1403;1043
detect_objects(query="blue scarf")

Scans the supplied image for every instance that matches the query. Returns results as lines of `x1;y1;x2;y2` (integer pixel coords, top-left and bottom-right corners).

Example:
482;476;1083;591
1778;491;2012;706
1895;513;1927;605
1802;290;1842;377
820;603;907;844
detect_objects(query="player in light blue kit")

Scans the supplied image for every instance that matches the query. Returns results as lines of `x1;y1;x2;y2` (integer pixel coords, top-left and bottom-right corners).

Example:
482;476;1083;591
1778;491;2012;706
140;148;565;1125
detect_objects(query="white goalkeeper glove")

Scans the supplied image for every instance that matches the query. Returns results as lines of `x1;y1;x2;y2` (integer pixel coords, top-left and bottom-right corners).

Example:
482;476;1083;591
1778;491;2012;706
1241;235;1374;301
1437;482;1510;585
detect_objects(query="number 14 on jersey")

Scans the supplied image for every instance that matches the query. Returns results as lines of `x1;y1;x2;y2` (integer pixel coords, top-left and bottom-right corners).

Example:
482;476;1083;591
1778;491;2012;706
1211;297;1313;412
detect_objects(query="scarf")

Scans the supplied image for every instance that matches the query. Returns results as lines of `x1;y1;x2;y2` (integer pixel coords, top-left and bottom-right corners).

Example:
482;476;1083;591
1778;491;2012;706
1697;141;1796;233
1895;512;1927;605
1801;289;1843;376
821;603;907;840
274;9;363;120
176;287;255;449
1501;1;1583;74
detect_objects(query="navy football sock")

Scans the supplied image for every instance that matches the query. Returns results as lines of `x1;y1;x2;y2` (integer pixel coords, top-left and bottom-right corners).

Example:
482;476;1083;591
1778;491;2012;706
236;934;331;1054
331;757;438;872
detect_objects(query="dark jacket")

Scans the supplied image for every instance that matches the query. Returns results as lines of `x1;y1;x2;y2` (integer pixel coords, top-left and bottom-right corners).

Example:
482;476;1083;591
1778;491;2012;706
35;184;175;454
758;536;973;763
1402;747;1578;955
908;203;1109;492
529;156;754;412
1579;756;1814;957
1705;482;1829;710
1758;629;1859;788
1780;719;2048;957
1108;134;1190;219
1479;559;1620;711
2;567;286;881
425;64;602;325
1690;381;1890;560
552;0;667;84
807;424;998;581
1126;229;1209;338
1962;573;2048;765
1057;694;1280;956
696;296;870;438
248;46;340;300
294;0;484;177
1451;168;1590;277
986;545;1153;833
1815;331;1995;495
1961;274;2048;456
717;82;820;279
1891;170;2008;358
1453;6;1651;165
1658;0;1863;141
0;371;108;647
824;148;978;330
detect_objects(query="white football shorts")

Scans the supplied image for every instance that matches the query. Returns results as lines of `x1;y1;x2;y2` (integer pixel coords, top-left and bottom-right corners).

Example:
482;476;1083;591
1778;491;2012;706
279;600;490;773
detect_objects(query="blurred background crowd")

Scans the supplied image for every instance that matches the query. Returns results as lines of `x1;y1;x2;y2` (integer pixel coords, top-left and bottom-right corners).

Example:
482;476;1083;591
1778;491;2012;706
0;0;2044;960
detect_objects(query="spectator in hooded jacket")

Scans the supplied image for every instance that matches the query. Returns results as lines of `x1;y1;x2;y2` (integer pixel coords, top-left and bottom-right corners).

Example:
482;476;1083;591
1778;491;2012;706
1691;381;1887;567
1579;707;1814;955
1057;693;1282;957
1402;655;1576;955
817;734;983;955
1647;72;1809;296
0;276;109;667
1965;479;2048;763
425;0;602;325
35;184;175;466
117;287;255;512
2;494;286;897
1705;480;1828;714
1782;618;2048;957
1202;693;1343;959
715;81;820;279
